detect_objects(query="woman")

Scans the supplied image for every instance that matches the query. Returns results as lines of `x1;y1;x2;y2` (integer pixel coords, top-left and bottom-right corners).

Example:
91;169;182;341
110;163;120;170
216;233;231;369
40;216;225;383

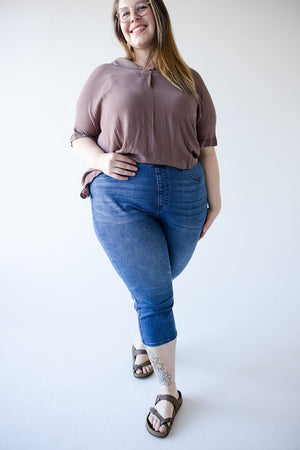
70;0;221;438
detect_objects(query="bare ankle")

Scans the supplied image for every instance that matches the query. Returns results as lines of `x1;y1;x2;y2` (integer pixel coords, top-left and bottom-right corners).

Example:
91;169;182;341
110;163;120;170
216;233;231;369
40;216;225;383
159;384;178;396
133;339;145;349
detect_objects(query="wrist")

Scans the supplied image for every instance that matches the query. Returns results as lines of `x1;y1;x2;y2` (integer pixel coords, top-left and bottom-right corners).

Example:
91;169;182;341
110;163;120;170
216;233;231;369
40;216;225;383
208;203;221;214
92;150;106;170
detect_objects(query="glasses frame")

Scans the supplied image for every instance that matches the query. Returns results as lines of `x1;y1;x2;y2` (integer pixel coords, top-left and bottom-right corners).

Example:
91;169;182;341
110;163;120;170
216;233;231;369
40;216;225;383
116;1;152;23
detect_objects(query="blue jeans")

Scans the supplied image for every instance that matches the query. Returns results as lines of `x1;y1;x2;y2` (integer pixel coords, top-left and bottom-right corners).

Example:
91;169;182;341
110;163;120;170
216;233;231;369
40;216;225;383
89;162;207;347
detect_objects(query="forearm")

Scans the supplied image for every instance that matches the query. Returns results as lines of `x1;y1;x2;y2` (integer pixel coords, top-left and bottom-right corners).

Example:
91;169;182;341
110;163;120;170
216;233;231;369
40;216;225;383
72;137;105;168
199;147;221;212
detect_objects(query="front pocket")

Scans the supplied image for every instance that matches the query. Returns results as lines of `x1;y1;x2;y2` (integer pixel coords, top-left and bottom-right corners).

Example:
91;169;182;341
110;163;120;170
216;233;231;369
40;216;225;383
183;162;205;181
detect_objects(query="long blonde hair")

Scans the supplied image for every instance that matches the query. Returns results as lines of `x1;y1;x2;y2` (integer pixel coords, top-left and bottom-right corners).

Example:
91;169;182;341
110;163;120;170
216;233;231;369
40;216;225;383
112;0;198;98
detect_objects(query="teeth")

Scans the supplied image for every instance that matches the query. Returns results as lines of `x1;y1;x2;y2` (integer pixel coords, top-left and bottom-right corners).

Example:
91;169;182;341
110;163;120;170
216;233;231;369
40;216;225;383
132;26;146;32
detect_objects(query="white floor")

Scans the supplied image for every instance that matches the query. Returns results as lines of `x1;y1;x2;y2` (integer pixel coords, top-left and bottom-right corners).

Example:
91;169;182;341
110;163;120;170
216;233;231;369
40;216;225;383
1;258;299;450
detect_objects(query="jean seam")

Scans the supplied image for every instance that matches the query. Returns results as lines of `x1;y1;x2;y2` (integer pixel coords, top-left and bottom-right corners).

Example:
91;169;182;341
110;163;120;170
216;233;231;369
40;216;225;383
183;161;206;181
183;172;206;181
154;168;161;217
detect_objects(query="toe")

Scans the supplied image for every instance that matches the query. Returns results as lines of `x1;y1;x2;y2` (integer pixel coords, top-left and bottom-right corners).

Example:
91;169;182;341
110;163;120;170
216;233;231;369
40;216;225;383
159;424;167;433
154;418;160;431
136;368;142;374
152;417;157;430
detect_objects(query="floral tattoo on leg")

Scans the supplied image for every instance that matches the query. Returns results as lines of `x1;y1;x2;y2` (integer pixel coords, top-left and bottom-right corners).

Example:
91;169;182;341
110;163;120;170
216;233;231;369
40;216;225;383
147;350;172;386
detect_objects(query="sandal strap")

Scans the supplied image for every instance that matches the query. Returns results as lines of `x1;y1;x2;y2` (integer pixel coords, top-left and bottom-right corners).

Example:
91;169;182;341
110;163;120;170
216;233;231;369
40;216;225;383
149;407;173;428
133;360;152;370
154;391;182;413
132;346;148;358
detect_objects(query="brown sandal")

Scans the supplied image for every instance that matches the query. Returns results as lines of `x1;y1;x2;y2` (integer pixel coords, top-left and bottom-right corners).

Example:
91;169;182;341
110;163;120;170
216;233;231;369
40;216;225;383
132;345;154;378
146;390;183;438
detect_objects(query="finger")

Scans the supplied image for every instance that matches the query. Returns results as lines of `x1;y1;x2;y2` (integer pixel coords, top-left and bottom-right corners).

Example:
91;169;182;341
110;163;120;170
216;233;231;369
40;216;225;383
199;211;218;240
108;173;129;180
112;167;137;177
199;228;206;240
114;161;138;174
199;225;210;240
199;215;212;240
200;224;210;239
114;154;138;165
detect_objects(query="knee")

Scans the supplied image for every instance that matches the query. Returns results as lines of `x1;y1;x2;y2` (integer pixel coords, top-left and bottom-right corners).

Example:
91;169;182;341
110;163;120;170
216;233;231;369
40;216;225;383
133;285;174;312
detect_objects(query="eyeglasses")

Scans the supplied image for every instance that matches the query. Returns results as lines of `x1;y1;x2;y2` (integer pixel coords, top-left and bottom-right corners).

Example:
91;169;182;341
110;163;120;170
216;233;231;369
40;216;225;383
116;1;152;23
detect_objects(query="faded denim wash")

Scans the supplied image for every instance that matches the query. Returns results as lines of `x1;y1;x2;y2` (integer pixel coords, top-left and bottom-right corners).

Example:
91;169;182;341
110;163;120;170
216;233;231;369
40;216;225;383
89;162;207;347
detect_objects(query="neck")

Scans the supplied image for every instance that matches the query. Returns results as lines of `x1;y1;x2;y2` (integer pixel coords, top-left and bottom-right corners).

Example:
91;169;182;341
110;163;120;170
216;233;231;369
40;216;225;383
133;48;155;69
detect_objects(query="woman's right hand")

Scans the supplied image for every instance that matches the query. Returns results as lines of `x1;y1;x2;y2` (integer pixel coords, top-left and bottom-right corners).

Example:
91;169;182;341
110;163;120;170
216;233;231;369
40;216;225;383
96;152;138;180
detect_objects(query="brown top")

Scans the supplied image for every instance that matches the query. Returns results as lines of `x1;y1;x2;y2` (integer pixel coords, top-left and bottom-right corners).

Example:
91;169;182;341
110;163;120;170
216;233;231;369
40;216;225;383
70;57;217;198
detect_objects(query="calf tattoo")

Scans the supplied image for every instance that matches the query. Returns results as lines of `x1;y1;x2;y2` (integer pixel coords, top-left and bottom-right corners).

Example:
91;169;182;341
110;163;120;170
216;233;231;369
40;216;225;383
147;350;172;386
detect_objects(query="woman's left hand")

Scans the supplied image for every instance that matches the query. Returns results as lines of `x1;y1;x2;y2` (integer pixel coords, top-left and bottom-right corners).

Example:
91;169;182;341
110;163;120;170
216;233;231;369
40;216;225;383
199;207;220;240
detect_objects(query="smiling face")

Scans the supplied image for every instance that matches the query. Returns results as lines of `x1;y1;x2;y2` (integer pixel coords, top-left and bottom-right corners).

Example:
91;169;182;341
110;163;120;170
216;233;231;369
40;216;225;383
117;0;156;56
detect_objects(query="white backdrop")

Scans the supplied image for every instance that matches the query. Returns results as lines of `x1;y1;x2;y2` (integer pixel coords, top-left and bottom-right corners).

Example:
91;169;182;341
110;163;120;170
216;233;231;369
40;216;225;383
1;0;299;449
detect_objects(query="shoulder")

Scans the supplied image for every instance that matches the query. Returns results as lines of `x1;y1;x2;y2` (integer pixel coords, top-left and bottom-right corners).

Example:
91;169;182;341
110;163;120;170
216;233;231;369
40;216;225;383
189;68;214;102
189;68;207;90
86;61;118;81
80;61;121;96
88;57;132;77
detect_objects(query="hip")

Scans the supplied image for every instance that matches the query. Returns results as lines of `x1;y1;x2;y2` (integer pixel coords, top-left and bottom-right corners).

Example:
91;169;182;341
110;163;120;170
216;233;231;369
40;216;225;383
89;161;207;222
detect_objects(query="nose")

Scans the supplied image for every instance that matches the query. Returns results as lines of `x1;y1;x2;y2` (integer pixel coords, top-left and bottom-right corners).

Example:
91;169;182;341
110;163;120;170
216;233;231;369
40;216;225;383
130;8;140;21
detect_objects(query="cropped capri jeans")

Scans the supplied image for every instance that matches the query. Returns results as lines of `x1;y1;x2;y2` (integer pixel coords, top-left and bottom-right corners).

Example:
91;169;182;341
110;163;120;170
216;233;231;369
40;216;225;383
89;162;207;347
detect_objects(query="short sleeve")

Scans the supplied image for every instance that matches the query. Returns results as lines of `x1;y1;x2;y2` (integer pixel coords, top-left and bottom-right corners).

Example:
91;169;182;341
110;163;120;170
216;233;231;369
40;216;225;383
70;67;102;146
191;69;217;148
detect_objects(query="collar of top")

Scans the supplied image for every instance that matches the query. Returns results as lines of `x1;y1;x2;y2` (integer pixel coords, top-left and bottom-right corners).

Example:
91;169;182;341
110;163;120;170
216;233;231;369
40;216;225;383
113;57;156;71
